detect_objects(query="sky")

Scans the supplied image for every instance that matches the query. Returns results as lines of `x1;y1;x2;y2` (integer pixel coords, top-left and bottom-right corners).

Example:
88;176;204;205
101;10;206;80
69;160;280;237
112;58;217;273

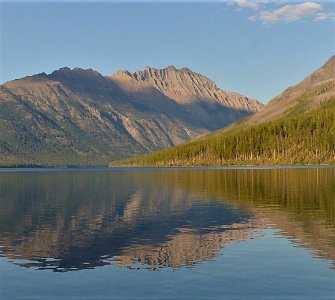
0;1;334;103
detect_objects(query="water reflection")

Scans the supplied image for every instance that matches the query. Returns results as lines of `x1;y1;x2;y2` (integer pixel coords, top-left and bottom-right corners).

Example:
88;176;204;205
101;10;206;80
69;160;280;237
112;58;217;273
0;167;334;271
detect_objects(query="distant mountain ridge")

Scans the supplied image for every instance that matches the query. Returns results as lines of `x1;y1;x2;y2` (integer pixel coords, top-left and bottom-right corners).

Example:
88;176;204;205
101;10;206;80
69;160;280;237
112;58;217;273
0;65;262;166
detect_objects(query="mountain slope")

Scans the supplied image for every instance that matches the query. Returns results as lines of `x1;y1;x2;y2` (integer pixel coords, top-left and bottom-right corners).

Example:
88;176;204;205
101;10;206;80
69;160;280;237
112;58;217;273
110;66;262;130
0;66;262;166
247;55;335;125
114;57;335;166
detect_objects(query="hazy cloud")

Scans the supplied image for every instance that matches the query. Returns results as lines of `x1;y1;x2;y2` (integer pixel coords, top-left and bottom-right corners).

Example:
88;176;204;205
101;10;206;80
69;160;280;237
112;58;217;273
235;0;266;10
314;12;335;22
249;2;323;24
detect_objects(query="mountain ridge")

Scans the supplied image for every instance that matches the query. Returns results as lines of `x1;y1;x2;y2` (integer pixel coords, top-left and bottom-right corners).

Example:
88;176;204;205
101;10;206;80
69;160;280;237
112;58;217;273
246;55;335;125
0;65;262;166
112;65;262;111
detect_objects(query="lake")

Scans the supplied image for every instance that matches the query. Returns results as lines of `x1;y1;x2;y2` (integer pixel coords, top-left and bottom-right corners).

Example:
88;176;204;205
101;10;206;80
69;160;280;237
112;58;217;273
0;167;334;299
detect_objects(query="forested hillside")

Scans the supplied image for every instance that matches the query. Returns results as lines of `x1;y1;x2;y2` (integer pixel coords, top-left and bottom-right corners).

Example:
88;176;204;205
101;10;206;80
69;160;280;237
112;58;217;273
113;98;335;166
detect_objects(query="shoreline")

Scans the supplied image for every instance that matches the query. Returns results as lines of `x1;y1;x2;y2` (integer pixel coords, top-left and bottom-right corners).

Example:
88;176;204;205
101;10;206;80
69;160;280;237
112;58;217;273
0;164;334;172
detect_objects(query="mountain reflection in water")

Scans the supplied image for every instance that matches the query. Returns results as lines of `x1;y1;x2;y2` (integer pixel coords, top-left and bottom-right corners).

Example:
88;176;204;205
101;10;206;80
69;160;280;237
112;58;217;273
0;167;334;271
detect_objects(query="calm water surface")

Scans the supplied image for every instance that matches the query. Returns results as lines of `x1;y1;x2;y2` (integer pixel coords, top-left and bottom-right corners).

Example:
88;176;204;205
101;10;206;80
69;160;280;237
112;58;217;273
0;167;334;299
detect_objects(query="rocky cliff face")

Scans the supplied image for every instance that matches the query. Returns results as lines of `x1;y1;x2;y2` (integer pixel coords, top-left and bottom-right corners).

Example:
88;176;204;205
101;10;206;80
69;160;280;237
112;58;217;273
130;66;261;110
0;66;263;166
112;66;262;130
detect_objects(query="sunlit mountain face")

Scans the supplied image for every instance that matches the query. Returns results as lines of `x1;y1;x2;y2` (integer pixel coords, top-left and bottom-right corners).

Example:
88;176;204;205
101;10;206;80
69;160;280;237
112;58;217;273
0;167;334;272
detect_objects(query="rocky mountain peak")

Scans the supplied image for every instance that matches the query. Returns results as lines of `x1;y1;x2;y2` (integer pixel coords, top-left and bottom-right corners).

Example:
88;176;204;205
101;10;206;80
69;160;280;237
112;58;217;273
112;70;133;79
114;66;262;111
166;65;177;71
112;66;219;91
47;67;110;96
132;65;213;84
123;66;218;102
52;66;71;74
296;55;335;88
316;55;335;80
246;55;335;125
323;55;335;69
49;67;103;81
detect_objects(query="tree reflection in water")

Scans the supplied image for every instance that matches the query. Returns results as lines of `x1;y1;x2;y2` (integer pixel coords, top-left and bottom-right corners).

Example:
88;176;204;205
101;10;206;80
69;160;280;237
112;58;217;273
0;167;334;271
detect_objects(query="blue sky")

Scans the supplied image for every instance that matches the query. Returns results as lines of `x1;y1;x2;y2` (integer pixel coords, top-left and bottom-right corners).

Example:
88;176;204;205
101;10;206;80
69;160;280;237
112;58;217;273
1;1;334;103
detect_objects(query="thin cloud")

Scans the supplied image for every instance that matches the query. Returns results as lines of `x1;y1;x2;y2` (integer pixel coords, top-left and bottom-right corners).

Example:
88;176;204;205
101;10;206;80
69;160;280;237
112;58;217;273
314;12;335;22
249;2;323;24
235;0;266;10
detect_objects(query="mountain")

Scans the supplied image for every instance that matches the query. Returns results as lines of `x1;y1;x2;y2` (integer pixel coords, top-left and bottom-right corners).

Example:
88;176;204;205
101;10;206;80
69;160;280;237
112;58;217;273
114;56;335;166
247;55;335;125
110;66;262;130
0;66;262;166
